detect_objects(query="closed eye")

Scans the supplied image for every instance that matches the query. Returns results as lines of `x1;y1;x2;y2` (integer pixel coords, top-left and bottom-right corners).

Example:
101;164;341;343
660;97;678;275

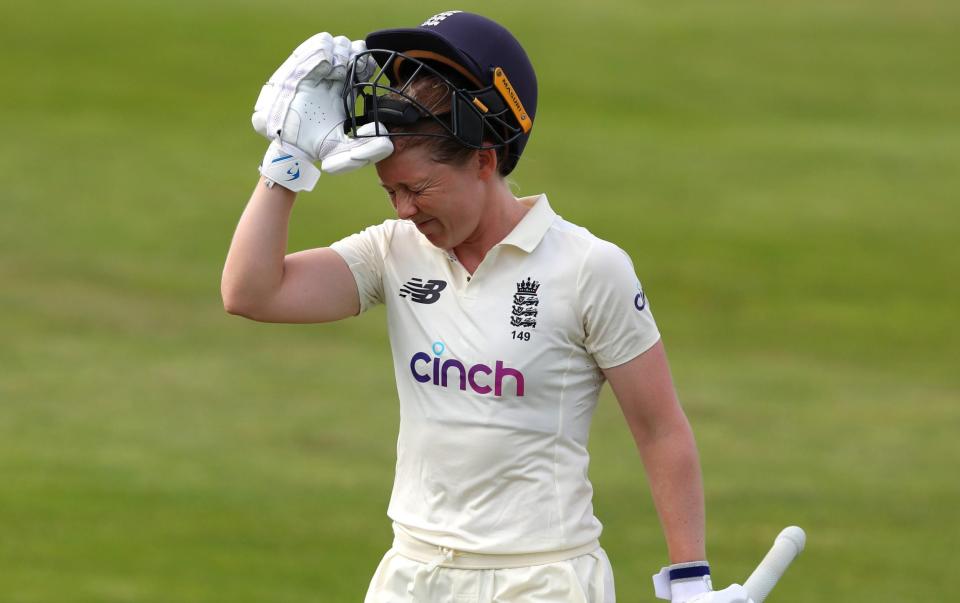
381;181;430;200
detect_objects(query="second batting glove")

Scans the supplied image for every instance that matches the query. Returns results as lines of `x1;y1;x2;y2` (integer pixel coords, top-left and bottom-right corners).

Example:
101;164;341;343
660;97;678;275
653;561;754;603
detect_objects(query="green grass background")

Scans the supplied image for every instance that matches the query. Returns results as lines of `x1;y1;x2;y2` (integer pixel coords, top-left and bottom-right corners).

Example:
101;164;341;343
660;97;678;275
1;0;958;601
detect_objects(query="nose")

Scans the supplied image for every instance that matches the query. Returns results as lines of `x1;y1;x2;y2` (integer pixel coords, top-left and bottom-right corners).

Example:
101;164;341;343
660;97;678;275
394;191;418;220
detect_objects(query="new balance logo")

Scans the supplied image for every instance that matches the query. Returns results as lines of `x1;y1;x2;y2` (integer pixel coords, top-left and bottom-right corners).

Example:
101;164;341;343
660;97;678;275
399;278;447;304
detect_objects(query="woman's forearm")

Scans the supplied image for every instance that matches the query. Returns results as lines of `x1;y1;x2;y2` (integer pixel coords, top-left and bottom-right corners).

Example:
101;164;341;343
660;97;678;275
221;177;296;313
637;416;707;563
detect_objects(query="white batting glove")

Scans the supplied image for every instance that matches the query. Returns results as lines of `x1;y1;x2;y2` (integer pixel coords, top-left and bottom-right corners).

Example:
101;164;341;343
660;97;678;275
653;561;754;603
252;33;393;191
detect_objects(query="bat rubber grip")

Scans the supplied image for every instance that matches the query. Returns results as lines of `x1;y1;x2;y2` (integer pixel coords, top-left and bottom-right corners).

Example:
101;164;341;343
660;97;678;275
744;526;806;603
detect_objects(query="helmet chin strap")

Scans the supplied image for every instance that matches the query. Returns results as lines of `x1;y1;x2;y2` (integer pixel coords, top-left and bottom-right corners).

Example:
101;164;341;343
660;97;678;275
452;87;510;146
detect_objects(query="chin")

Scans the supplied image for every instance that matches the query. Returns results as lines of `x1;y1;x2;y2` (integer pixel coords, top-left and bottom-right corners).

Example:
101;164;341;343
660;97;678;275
428;234;455;250
420;223;455;249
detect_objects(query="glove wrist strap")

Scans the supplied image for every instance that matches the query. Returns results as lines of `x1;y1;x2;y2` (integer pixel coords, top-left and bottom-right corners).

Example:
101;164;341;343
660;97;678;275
259;140;321;192
653;560;712;601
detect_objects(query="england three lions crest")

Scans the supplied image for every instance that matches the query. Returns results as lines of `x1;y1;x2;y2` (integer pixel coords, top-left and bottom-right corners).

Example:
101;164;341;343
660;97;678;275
511;277;540;329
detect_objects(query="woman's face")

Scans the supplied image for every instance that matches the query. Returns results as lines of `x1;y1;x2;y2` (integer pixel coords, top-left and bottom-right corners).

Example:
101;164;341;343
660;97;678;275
375;144;487;250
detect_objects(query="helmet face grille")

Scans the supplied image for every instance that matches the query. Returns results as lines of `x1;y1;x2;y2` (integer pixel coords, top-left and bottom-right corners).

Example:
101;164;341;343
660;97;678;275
363;12;537;174
343;49;524;156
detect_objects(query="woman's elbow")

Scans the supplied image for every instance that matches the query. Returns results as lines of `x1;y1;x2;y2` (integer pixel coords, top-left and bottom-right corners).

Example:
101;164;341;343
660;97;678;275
221;285;258;318
222;297;243;316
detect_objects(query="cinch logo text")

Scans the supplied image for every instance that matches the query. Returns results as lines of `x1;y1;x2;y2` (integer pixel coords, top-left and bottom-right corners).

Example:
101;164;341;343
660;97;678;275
409;341;525;397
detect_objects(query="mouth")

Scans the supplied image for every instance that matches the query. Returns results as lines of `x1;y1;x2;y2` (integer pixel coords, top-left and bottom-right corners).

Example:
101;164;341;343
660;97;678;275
415;218;435;231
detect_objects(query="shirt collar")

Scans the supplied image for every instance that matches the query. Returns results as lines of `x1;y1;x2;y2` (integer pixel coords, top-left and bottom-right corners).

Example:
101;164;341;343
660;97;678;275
497;193;556;253
417;193;557;255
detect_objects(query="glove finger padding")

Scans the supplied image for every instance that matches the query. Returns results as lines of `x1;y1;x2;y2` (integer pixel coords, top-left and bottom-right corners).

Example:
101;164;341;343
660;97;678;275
320;122;395;174
252;34;334;139
292;32;334;63
714;584;753;603
684;584;754;603
252;32;369;144
350;39;375;81
329;35;353;80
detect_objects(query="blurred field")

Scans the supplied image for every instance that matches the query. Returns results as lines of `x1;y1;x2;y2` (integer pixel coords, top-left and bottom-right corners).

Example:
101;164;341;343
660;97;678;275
1;0;958;601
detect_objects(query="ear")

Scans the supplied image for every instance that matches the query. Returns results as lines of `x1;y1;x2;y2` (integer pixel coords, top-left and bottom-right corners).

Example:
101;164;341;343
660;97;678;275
476;147;498;181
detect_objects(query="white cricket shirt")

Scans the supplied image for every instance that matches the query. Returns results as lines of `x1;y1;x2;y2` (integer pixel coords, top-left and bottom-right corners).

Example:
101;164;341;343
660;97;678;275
331;194;660;554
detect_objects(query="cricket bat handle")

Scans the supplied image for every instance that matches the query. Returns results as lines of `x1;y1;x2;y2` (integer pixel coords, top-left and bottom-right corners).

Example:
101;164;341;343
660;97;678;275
743;526;806;603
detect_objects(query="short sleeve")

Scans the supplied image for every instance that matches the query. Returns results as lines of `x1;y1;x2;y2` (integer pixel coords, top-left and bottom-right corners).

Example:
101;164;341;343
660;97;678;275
579;239;661;369
329;220;394;313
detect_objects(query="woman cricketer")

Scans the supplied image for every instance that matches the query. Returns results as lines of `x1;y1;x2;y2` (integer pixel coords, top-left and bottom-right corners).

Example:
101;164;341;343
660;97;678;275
222;10;754;603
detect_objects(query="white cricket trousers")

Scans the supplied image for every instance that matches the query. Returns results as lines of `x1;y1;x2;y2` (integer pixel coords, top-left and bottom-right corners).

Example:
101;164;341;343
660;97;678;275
363;530;616;602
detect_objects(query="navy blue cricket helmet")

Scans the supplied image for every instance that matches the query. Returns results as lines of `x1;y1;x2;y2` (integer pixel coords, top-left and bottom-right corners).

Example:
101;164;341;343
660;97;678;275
343;11;538;175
